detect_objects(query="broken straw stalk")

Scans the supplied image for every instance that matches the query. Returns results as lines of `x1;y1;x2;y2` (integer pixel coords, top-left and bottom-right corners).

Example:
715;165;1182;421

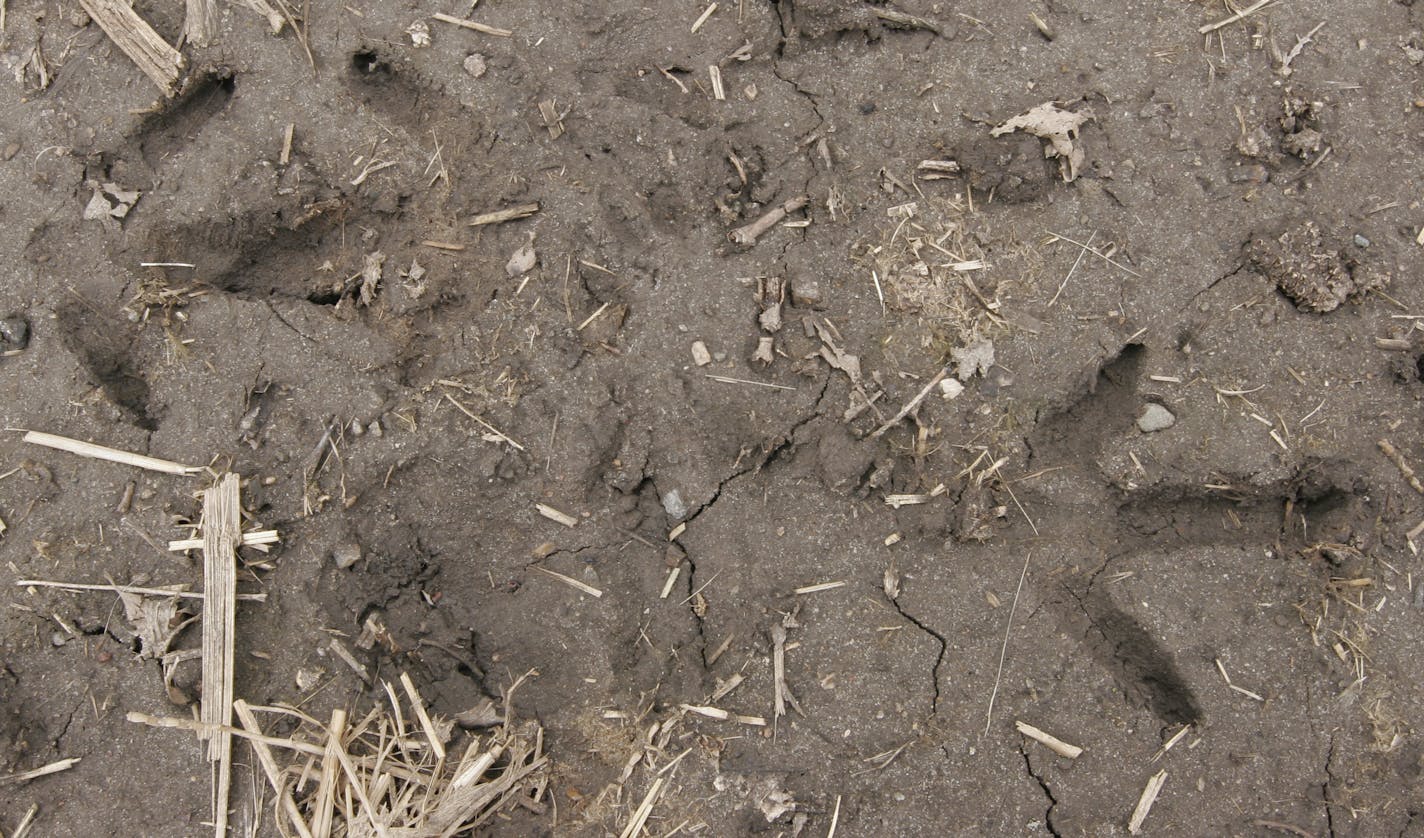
730;196;809;245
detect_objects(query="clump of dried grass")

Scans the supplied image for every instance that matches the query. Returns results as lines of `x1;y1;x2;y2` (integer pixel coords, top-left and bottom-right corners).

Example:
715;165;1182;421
854;195;1030;360
138;670;548;836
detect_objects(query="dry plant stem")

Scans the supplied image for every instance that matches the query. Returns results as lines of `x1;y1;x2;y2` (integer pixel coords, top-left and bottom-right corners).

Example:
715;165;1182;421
400;672;447;760
22;430;202;474
468;202;539;226
771;623;788;720
729;195;809;245
1252;819;1315;838
535;565;603;598
1015;721;1083;758
1199;0;1275;34
619;776;665;838
0;757;79;785
1128;770;1168;833
233;700;314;838
11;804;38;838
201;474;240;838
168;529;279;551
872;6;940;33
444;392;525;450
1378;439;1424;494
183;0;217;46
77;0;185;94
870;365;950;439
1047;230;1095;308
984;551;1032;736
127;712;326;756
15;579;265;602
311;708;346;837
432;11;512;36
1044;230;1142;278
238;0;285;34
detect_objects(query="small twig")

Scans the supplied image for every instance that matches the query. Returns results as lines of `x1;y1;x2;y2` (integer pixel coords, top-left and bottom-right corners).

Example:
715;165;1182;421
0;757;80;785
444;392;525;451
469;202;539;227
1378;439;1424;495
21;430;202;475
729;195;809;245
1015;721;1083;758
398;672;447;760
872;6;941;34
431;11;512;37
870;366;950;439
705;374;796;391
534;566;603;598
1275;22;1324;76
984;551;1032;736
1198;0;1277;34
1047;230;1095;307
77;0;185;95
1043;231;1142;278
15;579;266;601
1128;770;1168;834
1252;820;1316;838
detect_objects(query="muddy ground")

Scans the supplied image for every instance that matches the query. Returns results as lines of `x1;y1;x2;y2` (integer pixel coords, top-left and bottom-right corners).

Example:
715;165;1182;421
2;0;1424;835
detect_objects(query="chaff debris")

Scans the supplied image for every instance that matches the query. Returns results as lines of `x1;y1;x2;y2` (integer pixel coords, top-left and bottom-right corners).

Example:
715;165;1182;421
135;671;548;836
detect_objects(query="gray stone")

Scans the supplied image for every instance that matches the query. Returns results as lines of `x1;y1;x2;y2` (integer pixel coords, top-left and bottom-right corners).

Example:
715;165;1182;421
332;543;362;569
0;317;29;349
1137;403;1176;433
464;53;488;78
661;489;686;520
790;276;822;308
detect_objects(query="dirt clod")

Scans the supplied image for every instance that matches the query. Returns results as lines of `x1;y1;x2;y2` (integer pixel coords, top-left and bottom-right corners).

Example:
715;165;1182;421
1247;220;1389;312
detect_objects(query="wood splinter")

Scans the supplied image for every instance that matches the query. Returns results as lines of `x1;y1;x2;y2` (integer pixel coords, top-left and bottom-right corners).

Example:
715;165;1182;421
1378;438;1424;495
729;195;809;246
78;0;185;95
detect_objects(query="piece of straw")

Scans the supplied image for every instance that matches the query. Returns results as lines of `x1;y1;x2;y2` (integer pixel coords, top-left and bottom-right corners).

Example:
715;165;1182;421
200;474;240;838
1015;721;1083;759
399;672;447;760
1127;770;1168;834
22;430;202;475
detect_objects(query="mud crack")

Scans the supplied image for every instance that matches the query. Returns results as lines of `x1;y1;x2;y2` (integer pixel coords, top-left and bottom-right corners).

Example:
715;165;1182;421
887;595;946;713
1323;733;1337;838
1020;745;1063;838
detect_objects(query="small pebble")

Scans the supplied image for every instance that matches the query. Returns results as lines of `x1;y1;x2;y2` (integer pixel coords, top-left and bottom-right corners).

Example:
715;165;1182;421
1;143;18;161
51;631;69;647
0;316;29;349
661;489;686;519
332;543;362;569
463;53;488;78
690;341;712;366
1137;403;1176;433
939;379;964;400
790;276;822;308
1353;233;1370;248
